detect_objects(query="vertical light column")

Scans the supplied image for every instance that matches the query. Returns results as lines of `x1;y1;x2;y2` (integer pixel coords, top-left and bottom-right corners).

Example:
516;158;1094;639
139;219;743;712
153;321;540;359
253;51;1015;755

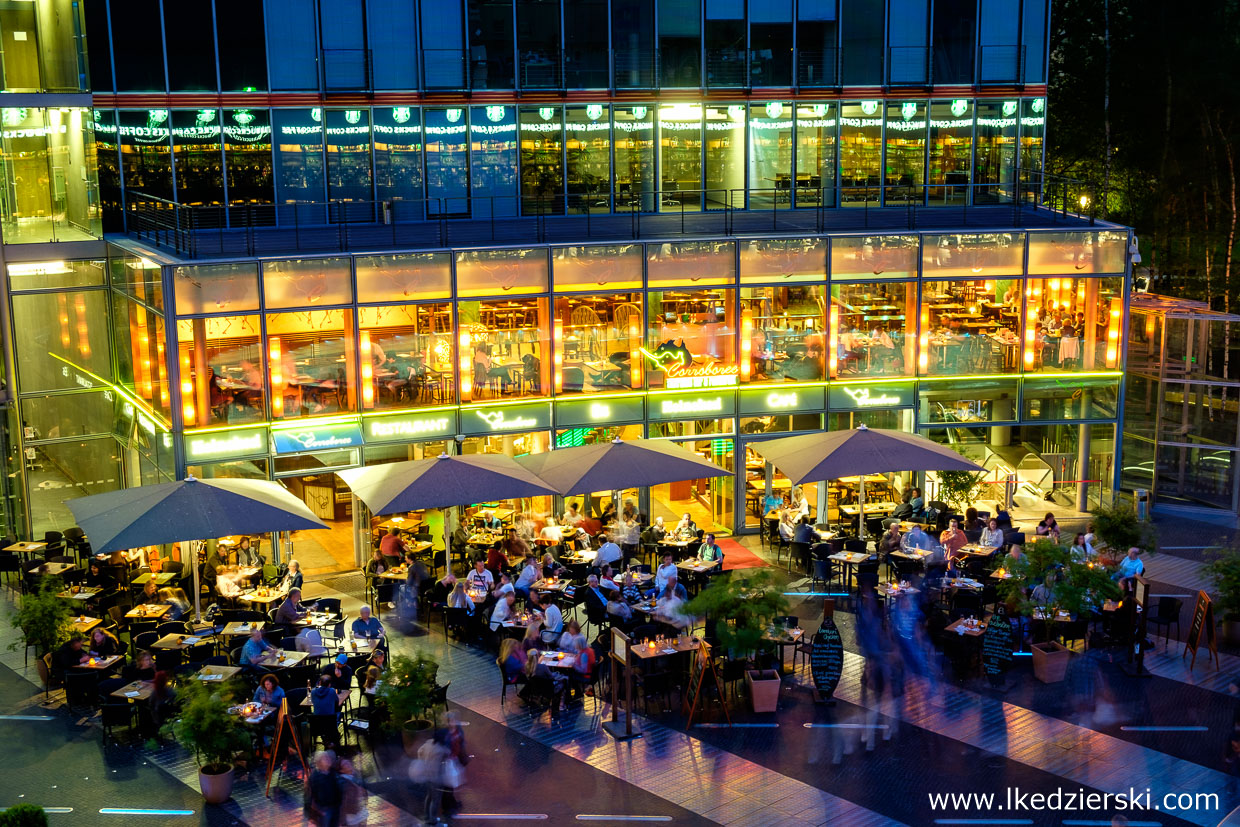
74;295;91;359
740;308;753;382
180;352;196;426
918;307;929;374
459;330;473;402
828;304;839;378
1105;297;1122;368
269;336;284;417
629;315;642;389
360;330;375;409
56;294;70;350
1023;281;1041;369
553;319;564;393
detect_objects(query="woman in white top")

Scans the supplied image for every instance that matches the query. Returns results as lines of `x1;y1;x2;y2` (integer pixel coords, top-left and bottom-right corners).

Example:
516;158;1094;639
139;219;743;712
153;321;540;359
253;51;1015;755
654;553;678;593
448;581;475;614
791;486;810;519
515;556;540;591
979;518;1004;549
539;517;563;544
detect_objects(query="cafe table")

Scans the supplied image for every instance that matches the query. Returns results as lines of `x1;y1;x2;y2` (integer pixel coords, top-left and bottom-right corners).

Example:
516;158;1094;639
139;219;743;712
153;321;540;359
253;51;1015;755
230;702;276;725
238;588;287;607
152;632;209;650
891;548;933;562
531;578;568;593
839;502;898;517
111;679;155;701
57;586;103;602
376;515;422;533
301;689;350;709
896;521;933;532
676;560;715;575
405;540;433;556
941;576;985;590
957;544;996;558
379;565;410;581
877;583;920;599
989;569;1015;580
254;649;309;669
539;650;576;670
195;664;242;682
29;562;74;577
126;603;171;620
132;572;178;587
465;586;489;603
632;634;706;660
945;617;988;637
828;550;875;591
763;626;804;670
501;612;543;633
659;537;697;552
339;638;379;655
288;611;338;629
73;654;122;672
5;541;47;556
563;549;597;564
221;620;264;637
67;615;102;634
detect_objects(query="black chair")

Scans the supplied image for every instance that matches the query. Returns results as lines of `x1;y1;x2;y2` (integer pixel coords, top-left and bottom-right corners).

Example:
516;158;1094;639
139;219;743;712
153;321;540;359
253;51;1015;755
156;621;188;636
844;539;868;554
64;670;99;710
133;630;160;652
309;713;340;750
0;552;19;589
1148;596;1183;647
100;702;138;744
789;541;811;574
444;607;472;643
161;561;185;577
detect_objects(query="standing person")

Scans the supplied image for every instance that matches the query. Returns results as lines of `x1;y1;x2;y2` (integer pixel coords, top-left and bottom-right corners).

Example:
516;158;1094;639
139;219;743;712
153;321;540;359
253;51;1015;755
436;712;469;817
339;757;369;825
306;751;343;827
379;527;408;567
283;559;304;592
412;731;449;826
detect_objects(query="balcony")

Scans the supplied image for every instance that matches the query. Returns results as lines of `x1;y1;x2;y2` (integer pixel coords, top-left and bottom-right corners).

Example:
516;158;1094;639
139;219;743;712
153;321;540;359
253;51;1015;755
321;49;372;93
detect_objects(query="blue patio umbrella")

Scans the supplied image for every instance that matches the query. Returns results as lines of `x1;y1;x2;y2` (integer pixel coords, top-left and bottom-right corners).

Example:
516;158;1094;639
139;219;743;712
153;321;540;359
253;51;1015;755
66;476;328;620
515;437;730;495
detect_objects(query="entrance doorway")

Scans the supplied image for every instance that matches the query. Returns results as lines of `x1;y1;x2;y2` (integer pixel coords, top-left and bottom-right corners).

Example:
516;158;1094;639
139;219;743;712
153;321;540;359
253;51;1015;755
282;471;356;576
649;438;734;536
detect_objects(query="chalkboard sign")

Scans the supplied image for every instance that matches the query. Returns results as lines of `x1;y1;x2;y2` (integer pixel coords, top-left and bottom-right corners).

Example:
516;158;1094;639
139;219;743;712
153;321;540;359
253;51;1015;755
1183;590;1219;670
981;604;1014;686
810;615;844;699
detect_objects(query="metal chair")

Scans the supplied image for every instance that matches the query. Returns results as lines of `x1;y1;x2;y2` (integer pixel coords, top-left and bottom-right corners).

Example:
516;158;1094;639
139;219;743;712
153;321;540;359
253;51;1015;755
1148;596;1183;647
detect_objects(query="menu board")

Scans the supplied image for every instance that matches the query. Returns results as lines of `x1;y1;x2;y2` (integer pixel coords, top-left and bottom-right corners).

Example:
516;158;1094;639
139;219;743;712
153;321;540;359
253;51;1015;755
982;605;1014;686
1183;590;1219;670
810;616;844;699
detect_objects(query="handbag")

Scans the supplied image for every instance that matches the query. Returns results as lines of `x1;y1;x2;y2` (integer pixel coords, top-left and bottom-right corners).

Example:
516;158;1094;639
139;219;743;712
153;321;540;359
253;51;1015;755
442;757;465;789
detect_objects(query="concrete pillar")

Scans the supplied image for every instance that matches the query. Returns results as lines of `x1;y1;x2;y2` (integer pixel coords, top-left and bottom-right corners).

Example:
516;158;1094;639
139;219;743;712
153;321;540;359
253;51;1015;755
1076;392;1093;512
991;397;1015;447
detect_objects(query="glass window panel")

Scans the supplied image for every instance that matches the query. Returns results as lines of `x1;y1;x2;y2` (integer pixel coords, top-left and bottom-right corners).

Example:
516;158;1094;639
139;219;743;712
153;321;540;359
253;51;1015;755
742;286;825;382
795;103;836;207
94;110;123;232
566;105;611;214
368;0;418;89
650;438;733;534
8;259;105;291
223;108;273;206
265;309;356;418
884;101;926;204
163;0;217;92
518;105;562;216
176;313;265;427
84;0;113;92
552;244;643;291
659;103;702;212
612;0;656;89
13;290;112;392
22;391;114;439
1024;276;1124;373
645;288;737;389
1020;98;1046;186
888;0;929;84
932;0;975;84
172;109;223;206
30;438;121;534
1155;444;1236;510
564;0;609;89
111;297;170;421
110;0;166;91
705;0;746;89
974;99;1019;201
118;109;173;201
750;0;794;86
649;419;733;437
109;247;164;309
325;109;373;202
555;293;644;394
173;262;260;314
830;234;917;279
839;101;882;205
467;0;515;89
659;0;700;87
424;108;470;217
746;102;791;210
705;104;745;209
262;257;352;309
922;233;1024;276
460;432;552;525
1028;231;1126;275
830;281;915;377
455;248;549;297
374;107;424;217
217;0;268;91
189;458;270;480
928;99;972;206
979;0;1020;82
614;105;656;212
739;238;826;283
273;108;325;204
919;279;1021;376
840;0;883;85
918;379;1018;423
797;0;838;87
355;253;452;302
459;297;549;400
516;0;561;88
1023;1;1048;84
1159;381;1240;446
265;0;319;90
471;104;519;219
358;303;455;410
421;0;467;89
648;240;735;287
1023;377;1118;421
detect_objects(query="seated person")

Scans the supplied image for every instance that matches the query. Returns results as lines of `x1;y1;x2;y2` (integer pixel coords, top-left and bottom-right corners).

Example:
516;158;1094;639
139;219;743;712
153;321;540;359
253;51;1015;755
159;587;191;621
88;627;121;659
253;673;286;707
310;673;340;716
1035;512;1061;542
562;502;586;528
239;629;273;670
501;528;531;560
123;650;157;682
364;548;387;578
878;524;903;557
492;572;516;600
477;510;503;531
282;559;304;592
594;535;623;568
466;559;495;594
485;542;506;577
540;553;564;580
939;519;968;558
621;570;644;604
654;591;692;629
658;574;689;603
489;592;517;631
350;604;385;639
84;561;115;591
1113;547;1145;590
275;588;308;625
654;553;678;595
541;596;564;644
778;512;797;542
1003;544;1024;566
900;524;935;552
236;536;262;567
793;517;816;546
606;589;633;623
322;653;354;691
696;533;723;569
53;634;89;675
514;554;540;597
980;518;1004;549
640;517;667;546
496;638;526;681
672;513;697;541
139;579;160;604
539;517;564;546
908;487;926;520
581;574;610;614
378;528;408;564
963;507;983;532
447;581;475;614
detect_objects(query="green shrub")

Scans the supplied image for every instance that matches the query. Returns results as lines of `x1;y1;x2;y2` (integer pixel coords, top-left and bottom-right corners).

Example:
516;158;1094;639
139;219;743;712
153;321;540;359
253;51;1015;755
0;804;48;826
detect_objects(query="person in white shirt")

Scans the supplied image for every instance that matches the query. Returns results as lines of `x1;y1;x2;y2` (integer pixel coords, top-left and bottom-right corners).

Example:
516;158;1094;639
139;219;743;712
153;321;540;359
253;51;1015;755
489;592;516;630
979;518;1004;549
540;596;563;643
791;486;811;519
467;559;494;593
778;510;797;542
900;525;935;552
562;502;585;527
654;552;678;594
595;535;623;568
539;516;563;544
514;555;540;595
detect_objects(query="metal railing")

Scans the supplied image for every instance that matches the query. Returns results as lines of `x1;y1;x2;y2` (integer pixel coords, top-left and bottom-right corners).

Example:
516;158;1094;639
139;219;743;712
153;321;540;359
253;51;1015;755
796;48;839;88
978;44;1025;86
123;173;1096;259
321;49;372;92
888;46;931;86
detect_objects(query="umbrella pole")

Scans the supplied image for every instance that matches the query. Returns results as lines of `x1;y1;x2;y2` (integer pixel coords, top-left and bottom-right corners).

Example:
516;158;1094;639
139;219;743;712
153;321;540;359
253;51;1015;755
193;543;202;623
857;480;867;545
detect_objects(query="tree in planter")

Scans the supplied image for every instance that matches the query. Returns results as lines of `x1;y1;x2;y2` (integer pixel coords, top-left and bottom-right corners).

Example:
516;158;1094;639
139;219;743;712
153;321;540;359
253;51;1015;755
996;538;1120;645
684;569;790;661
375;652;440;735
8;576;71;659
161;679;250;782
934;470;986;515
1203;543;1240;631
1090;504;1157;559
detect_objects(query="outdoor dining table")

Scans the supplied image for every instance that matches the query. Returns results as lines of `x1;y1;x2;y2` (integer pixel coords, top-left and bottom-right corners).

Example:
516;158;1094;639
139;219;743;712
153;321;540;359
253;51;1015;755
238;588;287;607
375;515;423;533
230;702;276;725
126;603;171;620
300;689;350;709
152;632;210;650
73;654;122;671
946;617;988;637
676;560;715;575
564;549;597;564
67;615;102;635
631;634;705;660
891;548;933;562
340;638;380;655
57;586;103;602
29;562;74;576
539;651;576;669
194;664;241;682
254;649;309;669
957;544;996;558
5;541;46;556
530;578;568;593
659;537;697;551
288;611;338;629
220;621;263;637
989;569;1015;580
828;550;875;591
501;612;543;632
112;679;154;701
941;576;985;591
132;572;178;587
877;583;920;599
466;586;489;603
763;626;804;669
839;502;898;517
896;521;933;532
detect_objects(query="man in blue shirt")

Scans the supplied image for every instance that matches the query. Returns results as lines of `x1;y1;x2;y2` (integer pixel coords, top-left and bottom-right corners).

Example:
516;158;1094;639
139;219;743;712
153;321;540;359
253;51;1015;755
900;524;936;553
659;574;688;602
240;628;273;671
350;604;385;639
1114;547;1145;590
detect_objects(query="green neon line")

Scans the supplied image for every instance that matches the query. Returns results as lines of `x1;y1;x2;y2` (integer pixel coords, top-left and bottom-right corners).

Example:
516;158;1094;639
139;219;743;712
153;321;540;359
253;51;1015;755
362;406;460;419
48;352;172;432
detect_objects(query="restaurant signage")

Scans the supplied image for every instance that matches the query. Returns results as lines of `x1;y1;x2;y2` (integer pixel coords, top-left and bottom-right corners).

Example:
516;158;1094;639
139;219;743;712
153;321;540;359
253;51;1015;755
981;603;1014;687
829;383;913;410
271;422;364;454
461;402;552;435
810;614;844;699
738;385;825;415
364;411;457;443
641;342;739;390
555;396;644;427
648;391;735;420
185;427;268;460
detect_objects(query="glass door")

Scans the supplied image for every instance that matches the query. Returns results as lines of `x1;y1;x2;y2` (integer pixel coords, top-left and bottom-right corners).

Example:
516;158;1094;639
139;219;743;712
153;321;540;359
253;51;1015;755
650;437;734;536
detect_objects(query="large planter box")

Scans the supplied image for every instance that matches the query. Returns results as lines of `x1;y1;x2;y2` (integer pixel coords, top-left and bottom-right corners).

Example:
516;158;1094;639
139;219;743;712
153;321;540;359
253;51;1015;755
1031;640;1071;683
745;669;781;713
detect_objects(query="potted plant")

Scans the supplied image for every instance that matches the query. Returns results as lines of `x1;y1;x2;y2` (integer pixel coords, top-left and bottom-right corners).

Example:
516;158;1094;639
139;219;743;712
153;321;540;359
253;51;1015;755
1091;505;1157;565
686;569;790;713
7;576;71;687
375;652;439;754
996;539;1119;683
934;470;986;515
1204;543;1240;645
161;678;250;804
